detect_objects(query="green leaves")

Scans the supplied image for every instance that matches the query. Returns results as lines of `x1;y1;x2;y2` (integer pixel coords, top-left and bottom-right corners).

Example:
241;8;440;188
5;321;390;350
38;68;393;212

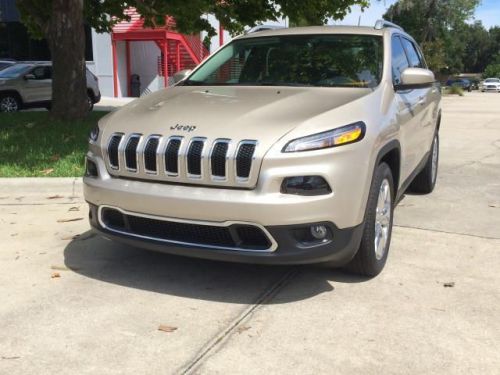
20;0;370;40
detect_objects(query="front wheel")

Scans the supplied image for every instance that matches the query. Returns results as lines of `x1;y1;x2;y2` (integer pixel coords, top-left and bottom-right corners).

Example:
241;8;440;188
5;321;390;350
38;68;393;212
347;162;394;277
0;95;21;112
87;94;94;112
409;133;439;194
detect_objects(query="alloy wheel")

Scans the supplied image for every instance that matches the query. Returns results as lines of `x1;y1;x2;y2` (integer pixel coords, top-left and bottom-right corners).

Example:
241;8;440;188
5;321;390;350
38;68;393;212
374;179;391;260
0;97;19;112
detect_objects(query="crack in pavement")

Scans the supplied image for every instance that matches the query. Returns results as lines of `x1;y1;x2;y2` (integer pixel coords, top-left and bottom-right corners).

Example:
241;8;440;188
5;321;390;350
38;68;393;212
394;224;500;241
0;202;84;206
179;267;300;375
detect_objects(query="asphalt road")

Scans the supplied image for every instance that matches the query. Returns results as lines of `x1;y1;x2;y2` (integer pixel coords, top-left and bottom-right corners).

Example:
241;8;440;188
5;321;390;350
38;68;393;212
1;92;499;374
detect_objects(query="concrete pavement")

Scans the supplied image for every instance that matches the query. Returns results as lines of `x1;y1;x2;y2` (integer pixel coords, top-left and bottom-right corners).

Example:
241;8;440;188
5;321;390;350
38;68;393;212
1;92;499;374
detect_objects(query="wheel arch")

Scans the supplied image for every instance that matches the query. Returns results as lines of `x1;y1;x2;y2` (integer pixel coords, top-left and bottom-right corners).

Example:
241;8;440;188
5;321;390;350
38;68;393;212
375;140;401;198
0;90;23;104
87;88;96;103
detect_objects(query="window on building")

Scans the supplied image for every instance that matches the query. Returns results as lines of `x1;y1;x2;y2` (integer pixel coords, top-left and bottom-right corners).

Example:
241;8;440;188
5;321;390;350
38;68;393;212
0;22;93;61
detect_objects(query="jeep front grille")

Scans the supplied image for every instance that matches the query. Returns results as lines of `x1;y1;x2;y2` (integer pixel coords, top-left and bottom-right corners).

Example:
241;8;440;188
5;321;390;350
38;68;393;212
187;138;205;176
99;206;276;252
107;134;123;169
125;135;140;171
103;133;259;188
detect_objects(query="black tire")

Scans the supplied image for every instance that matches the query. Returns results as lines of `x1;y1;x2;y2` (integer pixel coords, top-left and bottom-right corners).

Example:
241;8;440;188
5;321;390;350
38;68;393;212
409;133;439;194
347;162;394;277
0;94;21;112
87;93;94;112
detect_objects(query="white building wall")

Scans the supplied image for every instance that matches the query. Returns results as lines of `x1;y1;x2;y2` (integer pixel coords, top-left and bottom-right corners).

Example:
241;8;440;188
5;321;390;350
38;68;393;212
129;41;163;95
88;30;114;97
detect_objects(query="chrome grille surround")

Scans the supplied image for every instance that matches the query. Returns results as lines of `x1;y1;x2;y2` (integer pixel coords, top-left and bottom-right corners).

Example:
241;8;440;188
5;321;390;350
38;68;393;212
124;134;141;172
103;133;260;188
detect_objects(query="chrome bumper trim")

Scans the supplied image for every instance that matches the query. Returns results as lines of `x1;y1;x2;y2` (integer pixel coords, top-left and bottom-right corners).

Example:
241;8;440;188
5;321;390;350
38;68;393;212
97;205;278;253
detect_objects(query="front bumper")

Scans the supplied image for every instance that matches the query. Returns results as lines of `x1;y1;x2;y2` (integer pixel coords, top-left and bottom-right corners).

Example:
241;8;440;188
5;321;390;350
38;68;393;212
88;203;363;265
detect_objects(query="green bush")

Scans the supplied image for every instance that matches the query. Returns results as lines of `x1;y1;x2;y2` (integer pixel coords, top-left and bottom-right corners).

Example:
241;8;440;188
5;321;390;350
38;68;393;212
483;64;500;79
444;85;464;96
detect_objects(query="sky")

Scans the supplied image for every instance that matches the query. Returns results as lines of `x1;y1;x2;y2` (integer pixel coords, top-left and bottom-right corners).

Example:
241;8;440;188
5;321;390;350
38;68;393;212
333;0;500;29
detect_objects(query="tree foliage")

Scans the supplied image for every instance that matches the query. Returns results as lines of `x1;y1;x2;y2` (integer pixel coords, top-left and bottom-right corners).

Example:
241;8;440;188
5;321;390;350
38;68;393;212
483;64;500;78
384;0;481;74
16;0;370;120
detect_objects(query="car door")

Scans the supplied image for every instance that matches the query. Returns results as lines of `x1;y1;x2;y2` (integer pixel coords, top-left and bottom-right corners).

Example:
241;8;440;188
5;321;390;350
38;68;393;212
391;35;424;182
24;66;52;103
400;37;438;162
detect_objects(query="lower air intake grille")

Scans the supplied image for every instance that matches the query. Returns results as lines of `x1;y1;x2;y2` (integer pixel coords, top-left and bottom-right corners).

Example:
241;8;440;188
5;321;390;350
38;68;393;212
100;207;272;251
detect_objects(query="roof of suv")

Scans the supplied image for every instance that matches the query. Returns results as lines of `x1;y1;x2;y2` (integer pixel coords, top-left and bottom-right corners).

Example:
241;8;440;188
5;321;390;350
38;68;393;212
237;25;390;40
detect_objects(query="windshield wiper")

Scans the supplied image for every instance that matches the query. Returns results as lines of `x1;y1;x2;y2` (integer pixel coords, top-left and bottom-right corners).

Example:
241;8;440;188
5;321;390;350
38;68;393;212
256;81;314;87
181;80;204;86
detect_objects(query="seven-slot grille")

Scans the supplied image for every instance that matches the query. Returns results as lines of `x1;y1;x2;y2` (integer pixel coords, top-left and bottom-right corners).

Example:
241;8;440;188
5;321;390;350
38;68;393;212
105;133;257;185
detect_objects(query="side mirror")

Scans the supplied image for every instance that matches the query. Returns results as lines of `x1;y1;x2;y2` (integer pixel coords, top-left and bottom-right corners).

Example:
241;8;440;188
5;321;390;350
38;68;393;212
24;74;36;80
396;68;435;91
173;69;192;84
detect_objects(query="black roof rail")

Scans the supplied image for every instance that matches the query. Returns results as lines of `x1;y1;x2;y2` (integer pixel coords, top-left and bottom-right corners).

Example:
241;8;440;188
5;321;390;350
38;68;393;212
245;25;286;34
374;19;404;32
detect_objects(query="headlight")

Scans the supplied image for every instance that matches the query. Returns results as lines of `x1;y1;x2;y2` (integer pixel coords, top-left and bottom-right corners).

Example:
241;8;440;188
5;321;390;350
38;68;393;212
282;122;366;153
89;125;100;143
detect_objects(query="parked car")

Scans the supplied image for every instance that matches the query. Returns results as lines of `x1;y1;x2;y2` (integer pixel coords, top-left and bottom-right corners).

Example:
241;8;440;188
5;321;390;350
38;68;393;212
0;62;101;112
84;20;441;277
0;60;15;71
480;78;500;93
446;78;472;92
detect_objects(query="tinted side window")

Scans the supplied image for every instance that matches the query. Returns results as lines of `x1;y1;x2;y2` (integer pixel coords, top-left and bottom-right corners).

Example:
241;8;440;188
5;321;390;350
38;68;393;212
401;38;423;68
391;36;409;85
31;66;51;79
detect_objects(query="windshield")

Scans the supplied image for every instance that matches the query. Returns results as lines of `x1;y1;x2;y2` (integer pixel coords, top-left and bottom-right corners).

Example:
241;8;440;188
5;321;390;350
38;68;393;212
0;64;32;79
485;78;500;83
185;34;384;88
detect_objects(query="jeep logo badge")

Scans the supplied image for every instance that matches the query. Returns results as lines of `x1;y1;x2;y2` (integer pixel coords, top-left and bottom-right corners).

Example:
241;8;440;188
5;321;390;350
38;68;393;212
170;124;197;132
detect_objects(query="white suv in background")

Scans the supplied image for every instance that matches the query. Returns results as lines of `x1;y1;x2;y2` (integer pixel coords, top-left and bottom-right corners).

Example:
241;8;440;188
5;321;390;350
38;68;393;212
0;62;101;112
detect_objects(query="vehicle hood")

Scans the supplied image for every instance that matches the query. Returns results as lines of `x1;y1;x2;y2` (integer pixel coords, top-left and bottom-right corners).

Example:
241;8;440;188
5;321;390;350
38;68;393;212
100;86;372;148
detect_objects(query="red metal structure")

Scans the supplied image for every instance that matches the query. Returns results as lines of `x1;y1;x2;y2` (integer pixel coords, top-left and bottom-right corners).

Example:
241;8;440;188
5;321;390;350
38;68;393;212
111;8;209;97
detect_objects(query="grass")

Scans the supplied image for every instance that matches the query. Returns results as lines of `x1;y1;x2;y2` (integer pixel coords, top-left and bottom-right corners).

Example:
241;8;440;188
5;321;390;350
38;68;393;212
0;111;109;177
443;85;464;96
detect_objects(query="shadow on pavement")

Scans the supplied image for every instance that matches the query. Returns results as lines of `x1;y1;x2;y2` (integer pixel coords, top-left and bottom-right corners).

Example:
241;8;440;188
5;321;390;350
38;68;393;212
64;231;370;305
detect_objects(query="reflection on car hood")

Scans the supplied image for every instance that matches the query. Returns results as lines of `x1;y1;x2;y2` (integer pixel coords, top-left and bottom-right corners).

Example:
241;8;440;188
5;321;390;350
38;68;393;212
101;86;372;148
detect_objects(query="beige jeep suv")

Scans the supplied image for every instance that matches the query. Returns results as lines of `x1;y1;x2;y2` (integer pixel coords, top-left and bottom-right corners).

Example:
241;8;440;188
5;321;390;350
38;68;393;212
84;21;441;276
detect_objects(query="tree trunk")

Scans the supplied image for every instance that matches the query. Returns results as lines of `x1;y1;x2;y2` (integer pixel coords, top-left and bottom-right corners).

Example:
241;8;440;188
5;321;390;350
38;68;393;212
47;0;87;121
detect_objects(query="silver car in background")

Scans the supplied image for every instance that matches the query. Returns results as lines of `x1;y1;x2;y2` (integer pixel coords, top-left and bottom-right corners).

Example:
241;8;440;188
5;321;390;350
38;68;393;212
480;78;500;92
0;62;101;112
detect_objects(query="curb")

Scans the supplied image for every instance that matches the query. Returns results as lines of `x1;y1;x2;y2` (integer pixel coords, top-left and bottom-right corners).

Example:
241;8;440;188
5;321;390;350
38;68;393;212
0;178;83;198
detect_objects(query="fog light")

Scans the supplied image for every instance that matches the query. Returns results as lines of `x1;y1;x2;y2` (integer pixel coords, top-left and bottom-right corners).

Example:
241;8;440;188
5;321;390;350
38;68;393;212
310;224;328;240
89;125;100;143
85;158;98;177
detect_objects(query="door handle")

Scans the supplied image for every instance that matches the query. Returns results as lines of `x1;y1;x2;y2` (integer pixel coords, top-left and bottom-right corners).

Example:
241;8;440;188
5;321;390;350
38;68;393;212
418;96;426;105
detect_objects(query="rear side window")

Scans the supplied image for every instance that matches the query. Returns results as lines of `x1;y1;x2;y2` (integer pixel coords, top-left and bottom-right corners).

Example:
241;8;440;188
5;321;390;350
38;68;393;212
31;66;52;80
401;38;424;68
391;36;409;85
